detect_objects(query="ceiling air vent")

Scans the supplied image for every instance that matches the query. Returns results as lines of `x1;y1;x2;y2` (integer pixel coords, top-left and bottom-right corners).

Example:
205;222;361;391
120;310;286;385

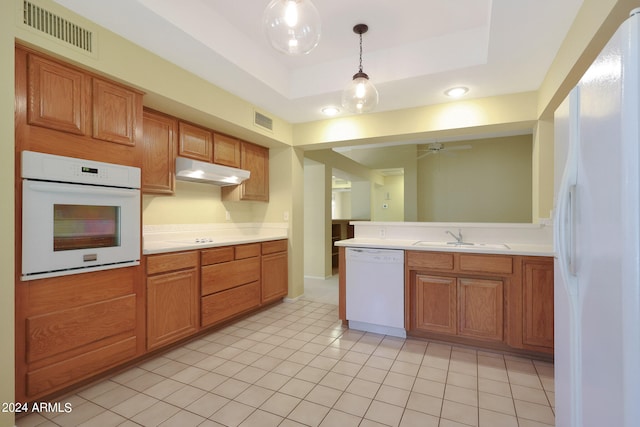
254;110;273;132
22;1;94;53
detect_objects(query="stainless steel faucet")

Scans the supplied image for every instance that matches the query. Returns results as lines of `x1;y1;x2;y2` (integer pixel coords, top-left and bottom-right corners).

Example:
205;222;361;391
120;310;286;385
446;229;463;244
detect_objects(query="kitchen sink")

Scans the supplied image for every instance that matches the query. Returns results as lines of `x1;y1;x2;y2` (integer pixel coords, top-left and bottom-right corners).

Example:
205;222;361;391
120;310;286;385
412;241;510;250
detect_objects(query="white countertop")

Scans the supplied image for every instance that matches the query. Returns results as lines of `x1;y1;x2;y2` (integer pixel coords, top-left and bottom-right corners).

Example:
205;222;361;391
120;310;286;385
143;223;288;255
335;238;554;257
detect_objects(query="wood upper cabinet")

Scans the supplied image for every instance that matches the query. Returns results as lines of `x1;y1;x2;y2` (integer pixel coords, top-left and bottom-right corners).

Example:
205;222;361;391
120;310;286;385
261;240;288;304
146;252;200;351
17;46;143;166
26;53;140;146
142;109;177;194
522;257;554;350
178;121;213;162
222;142;269;202
213;133;241;168
92;78;138;146
27;53;89;135
458;277;503;342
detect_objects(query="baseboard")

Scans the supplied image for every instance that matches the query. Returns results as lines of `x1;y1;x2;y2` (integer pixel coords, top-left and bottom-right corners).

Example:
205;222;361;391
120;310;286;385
283;294;304;303
304;275;334;280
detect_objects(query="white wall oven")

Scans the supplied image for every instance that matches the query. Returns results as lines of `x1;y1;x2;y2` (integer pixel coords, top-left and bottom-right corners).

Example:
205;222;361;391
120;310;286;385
21;151;141;281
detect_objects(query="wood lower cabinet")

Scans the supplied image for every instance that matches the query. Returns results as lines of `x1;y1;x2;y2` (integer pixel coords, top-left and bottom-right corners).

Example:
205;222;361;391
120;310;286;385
412;274;503;342
146;251;199;351
142;109;177;194
261;240;289;304
407;251;553;355
15;267;143;402
201;244;261;327
522;257;554;351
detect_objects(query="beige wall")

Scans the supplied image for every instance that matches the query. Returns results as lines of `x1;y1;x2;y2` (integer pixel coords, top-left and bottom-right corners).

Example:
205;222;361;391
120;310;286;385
418;136;533;222
372;175;405;222
295;92;539;148
533;120;556;222
0;0;15;425
304;162;332;279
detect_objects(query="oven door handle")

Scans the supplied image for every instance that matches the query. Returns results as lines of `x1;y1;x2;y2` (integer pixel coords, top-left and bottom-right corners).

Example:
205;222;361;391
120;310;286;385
24;181;139;197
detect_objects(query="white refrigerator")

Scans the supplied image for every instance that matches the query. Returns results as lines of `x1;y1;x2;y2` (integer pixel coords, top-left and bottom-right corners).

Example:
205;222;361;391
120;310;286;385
554;8;640;427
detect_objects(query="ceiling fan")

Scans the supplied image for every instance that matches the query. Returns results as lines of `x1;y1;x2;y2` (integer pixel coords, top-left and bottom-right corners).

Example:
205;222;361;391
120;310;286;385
417;142;472;159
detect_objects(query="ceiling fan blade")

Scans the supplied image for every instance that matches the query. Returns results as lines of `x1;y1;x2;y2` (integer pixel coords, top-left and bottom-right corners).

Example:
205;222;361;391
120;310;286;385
416;151;435;160
442;144;472;151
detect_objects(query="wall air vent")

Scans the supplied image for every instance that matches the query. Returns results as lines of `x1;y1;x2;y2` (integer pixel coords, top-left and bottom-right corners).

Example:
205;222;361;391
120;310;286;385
254;110;273;132
22;1;94;53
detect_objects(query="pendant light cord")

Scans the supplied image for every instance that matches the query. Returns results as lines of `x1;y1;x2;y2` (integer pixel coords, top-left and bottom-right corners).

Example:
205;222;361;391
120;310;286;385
358;32;363;73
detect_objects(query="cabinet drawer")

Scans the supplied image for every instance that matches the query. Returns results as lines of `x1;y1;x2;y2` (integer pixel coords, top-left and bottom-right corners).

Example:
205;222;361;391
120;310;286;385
407;251;454;270
459;254;513;275
26;336;137;398
26;294;136;363
262;239;287;255
201;281;261;327
201;247;234;266
147;251;198;275
235;243;261;259
201;257;260;295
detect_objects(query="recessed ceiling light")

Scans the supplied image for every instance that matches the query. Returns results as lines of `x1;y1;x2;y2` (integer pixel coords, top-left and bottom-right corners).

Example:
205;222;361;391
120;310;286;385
322;106;340;116
445;87;469;98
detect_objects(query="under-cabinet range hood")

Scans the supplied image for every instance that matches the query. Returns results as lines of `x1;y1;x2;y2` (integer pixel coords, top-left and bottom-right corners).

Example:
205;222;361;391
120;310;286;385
175;157;250;186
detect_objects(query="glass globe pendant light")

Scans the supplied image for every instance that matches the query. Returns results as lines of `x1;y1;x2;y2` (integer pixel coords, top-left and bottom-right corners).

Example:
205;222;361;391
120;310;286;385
341;24;378;114
263;0;321;55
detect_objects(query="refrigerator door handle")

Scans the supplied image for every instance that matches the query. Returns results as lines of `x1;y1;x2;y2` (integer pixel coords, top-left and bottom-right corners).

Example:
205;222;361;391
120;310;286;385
568;184;577;276
555;87;580;297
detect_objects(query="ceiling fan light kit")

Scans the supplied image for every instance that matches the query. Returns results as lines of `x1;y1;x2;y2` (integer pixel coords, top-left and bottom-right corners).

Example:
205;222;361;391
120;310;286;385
341;23;379;114
263;0;321;55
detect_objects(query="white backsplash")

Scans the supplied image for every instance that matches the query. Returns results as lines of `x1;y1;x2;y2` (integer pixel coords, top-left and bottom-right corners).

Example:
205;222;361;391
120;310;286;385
351;221;553;246
143;222;289;243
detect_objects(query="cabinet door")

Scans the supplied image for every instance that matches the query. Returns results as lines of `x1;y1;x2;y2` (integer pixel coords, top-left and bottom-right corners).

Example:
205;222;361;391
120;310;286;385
147;269;199;350
222;142;269;201
142;110;177;194
458;278;503;341
523;259;554;349
178;122;213;162
262;251;288;304
92;78;137;146
27;53;88;135
241;142;269;201
414;274;457;334
213;133;241;167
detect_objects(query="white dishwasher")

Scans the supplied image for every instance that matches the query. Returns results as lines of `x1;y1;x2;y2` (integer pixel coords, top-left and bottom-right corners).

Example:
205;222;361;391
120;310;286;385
345;247;406;338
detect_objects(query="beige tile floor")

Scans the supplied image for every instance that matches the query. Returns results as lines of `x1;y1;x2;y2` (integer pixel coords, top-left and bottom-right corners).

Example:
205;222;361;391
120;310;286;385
16;277;555;427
